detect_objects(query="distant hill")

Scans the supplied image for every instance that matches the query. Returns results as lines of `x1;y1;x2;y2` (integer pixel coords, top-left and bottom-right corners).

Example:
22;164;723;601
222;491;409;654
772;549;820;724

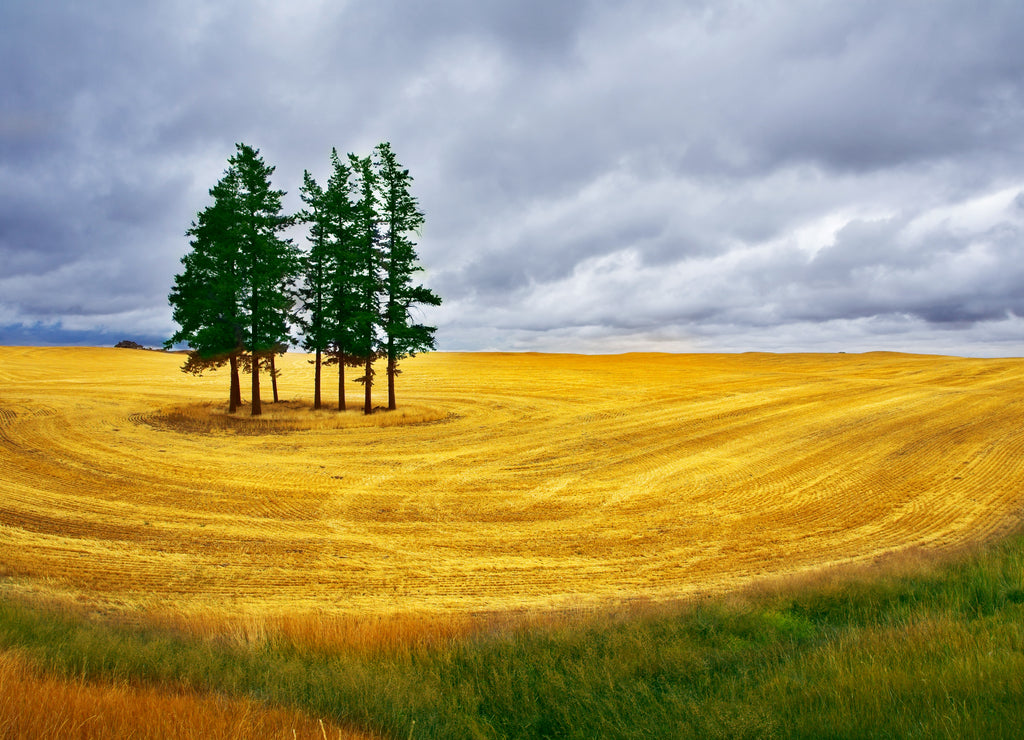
115;340;165;351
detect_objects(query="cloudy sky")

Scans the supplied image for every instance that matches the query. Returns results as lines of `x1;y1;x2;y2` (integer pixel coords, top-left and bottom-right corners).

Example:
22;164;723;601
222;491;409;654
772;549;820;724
2;1;1024;355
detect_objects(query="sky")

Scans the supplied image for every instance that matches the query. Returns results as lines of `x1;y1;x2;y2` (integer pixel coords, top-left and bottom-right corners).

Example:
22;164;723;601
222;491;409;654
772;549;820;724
2;1;1024;356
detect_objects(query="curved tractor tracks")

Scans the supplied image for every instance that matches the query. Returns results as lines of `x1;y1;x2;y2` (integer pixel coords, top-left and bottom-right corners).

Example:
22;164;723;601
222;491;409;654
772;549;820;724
1;347;1023;620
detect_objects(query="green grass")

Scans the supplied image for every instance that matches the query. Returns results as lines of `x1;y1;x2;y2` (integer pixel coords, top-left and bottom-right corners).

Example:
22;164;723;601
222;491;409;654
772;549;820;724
3;533;1024;738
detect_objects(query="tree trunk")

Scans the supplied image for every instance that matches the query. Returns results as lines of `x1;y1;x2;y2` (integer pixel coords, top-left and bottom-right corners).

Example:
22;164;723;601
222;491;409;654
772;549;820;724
387;352;397;410
270;353;279;403
251;353;262;416
314;349;322;410
338;352;346;411
363;355;373;415
229;354;241;413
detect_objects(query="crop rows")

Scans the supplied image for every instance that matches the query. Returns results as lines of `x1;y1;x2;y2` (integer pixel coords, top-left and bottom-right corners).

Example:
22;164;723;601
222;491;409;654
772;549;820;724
1;347;1023;622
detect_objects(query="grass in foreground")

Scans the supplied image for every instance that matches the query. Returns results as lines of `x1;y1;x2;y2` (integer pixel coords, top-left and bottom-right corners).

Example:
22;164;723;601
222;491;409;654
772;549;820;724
2;532;1024;739
0;649;367;739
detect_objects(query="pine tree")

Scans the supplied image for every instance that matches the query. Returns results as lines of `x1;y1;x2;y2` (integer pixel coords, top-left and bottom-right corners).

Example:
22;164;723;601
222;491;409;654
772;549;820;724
230;143;299;416
167;143;297;417
374;142;441;410
348;152;383;415
166;164;245;412
322;150;365;411
297;170;334;409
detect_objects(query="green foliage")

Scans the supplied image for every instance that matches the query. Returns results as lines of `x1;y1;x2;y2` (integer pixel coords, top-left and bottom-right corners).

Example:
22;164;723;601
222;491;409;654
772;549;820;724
296;169;334;356
375;141;441;367
4;533;1024;738
296;149;365;364
228;143;299;357
322;148;364;364
168;143;297;360
346;151;382;368
166;165;244;361
167;143;299;414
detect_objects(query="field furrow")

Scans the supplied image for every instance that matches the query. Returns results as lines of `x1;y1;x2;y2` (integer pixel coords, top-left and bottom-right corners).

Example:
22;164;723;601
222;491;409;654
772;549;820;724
1;347;1023;620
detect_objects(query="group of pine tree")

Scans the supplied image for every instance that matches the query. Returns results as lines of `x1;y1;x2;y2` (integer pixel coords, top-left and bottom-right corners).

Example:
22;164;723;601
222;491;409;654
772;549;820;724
166;142;441;416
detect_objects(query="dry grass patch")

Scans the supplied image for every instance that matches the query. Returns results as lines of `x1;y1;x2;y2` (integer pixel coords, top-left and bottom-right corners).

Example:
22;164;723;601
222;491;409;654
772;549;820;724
0;649;372;739
147;400;451;435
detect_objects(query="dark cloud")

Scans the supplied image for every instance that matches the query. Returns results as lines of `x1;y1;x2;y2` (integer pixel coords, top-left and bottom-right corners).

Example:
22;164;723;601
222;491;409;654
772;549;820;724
2;1;1024;354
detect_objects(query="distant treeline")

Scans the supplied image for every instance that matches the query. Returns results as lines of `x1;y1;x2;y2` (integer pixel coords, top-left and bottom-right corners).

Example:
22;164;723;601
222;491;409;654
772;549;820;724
166;142;440;416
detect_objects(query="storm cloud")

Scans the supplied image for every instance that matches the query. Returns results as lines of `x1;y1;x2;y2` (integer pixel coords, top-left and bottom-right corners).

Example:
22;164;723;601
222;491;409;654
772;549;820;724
2;1;1023;354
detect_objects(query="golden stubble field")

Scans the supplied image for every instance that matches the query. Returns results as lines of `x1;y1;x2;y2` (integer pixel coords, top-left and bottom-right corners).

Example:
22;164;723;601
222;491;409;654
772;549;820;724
1;347;1023;624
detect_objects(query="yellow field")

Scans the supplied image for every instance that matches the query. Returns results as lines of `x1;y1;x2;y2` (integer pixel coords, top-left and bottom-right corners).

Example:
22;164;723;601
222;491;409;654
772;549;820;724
2;347;1023;624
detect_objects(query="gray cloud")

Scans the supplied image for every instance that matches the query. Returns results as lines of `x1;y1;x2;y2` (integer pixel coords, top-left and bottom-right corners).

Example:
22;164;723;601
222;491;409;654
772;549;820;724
2;0;1024;354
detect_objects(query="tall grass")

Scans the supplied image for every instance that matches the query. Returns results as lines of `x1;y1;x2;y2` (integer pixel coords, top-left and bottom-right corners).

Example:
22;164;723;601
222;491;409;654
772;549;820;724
2;532;1023;738
0;649;368;739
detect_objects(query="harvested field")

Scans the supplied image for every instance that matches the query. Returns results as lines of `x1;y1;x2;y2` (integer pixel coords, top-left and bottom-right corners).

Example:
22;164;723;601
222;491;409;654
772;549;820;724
1;347;1023;622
